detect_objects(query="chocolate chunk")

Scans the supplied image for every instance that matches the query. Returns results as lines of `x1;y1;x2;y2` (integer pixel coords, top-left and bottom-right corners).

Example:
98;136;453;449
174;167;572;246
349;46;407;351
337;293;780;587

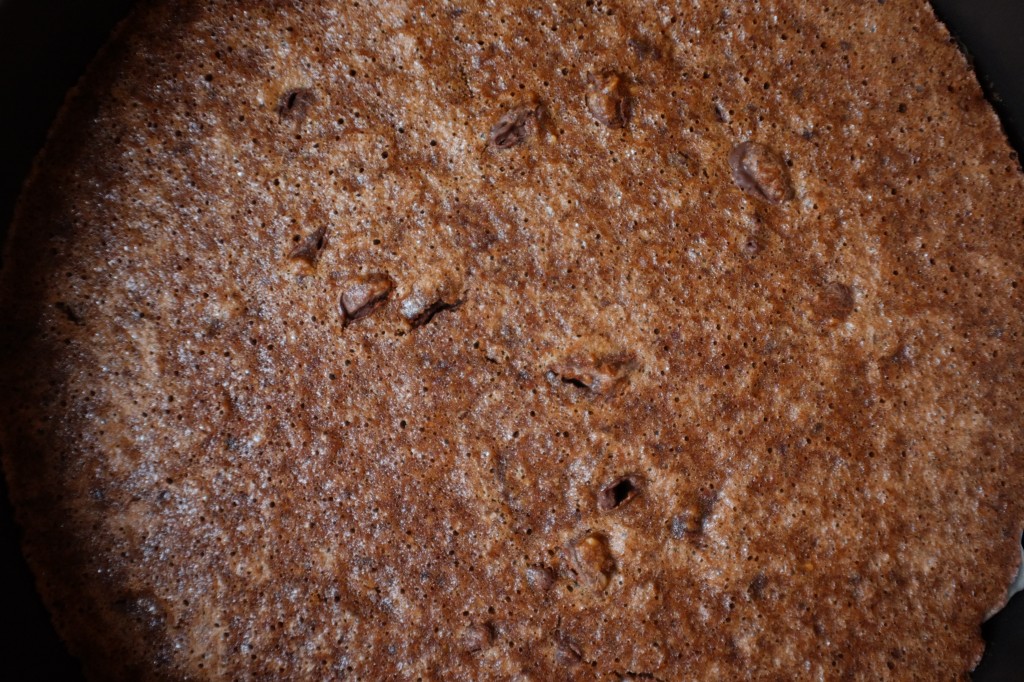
573;533;615;589
339;273;394;324
815;281;855;321
287;226;328;265
586;71;631;128
729;141;794;203
277;88;316;122
597;475;643;512
489;98;544;149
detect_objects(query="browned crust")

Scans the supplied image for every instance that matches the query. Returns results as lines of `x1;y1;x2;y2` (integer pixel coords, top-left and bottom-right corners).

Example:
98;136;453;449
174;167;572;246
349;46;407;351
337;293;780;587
2;1;1023;679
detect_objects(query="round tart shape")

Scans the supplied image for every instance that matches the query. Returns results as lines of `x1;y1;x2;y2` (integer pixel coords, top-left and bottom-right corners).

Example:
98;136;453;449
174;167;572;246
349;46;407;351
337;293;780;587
2;1;1023;679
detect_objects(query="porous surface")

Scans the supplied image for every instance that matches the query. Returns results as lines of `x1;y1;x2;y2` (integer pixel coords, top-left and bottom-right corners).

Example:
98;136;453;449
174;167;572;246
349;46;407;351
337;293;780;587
2;0;1024;679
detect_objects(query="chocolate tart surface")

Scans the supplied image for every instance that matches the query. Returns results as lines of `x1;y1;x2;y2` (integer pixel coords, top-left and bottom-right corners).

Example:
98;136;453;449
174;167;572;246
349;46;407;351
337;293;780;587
2;1;1023;679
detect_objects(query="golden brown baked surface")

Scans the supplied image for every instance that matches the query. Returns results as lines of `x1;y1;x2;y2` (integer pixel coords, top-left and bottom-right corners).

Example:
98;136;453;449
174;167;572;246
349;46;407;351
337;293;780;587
3;0;1023;679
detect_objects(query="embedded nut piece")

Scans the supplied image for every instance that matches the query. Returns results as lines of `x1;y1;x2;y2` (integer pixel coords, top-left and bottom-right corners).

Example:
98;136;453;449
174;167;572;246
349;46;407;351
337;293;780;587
596;475;642;512
742;236;763;257
627;37;661;61
339;273;394;324
399;294;459;328
287;226;328;266
277;87;316;122
728;141;794;203
463;623;494;652
586;71;631;128
573;533;615;589
526;565;555;591
814;281;855;321
550;336;637;394
747;572;769;600
670;492;717;539
398;271;464;328
670;508;703;538
554;632;584;664
489;96;545;149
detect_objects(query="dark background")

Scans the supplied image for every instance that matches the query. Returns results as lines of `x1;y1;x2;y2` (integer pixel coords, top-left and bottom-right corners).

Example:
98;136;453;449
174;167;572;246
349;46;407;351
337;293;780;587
1;1;1022;679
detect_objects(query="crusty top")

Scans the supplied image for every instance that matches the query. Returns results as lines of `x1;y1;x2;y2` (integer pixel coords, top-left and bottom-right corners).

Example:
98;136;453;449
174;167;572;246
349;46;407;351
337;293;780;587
2;0;1023;680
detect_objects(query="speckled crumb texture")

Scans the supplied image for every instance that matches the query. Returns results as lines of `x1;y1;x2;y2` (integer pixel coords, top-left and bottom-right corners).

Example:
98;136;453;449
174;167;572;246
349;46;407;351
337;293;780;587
2;0;1023;680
